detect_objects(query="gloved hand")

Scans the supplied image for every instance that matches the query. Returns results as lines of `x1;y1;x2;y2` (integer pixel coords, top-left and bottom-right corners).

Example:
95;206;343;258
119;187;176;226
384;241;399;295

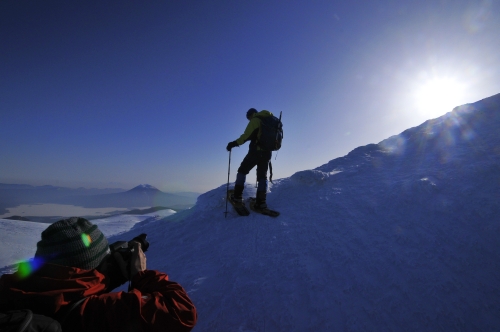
226;141;238;151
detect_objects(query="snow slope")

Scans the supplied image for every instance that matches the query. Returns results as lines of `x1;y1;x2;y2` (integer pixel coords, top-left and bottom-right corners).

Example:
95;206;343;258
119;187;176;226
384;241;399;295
1;93;499;331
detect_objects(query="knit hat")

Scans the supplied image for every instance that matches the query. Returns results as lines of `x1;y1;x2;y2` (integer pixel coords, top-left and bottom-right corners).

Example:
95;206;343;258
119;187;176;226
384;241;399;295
246;108;258;120
35;217;110;270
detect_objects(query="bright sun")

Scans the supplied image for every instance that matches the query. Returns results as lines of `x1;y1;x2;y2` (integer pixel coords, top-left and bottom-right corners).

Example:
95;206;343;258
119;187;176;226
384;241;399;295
414;77;466;118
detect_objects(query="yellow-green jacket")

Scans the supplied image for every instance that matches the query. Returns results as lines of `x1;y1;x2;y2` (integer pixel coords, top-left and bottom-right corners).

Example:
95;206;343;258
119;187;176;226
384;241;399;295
235;110;274;149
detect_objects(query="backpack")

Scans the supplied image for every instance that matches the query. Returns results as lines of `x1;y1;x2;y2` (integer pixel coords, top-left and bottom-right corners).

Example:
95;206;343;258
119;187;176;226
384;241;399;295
0;297;86;332
0;310;62;332
255;111;283;151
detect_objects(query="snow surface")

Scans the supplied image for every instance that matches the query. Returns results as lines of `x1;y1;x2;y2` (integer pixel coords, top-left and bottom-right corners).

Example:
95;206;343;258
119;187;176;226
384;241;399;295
1;94;499;331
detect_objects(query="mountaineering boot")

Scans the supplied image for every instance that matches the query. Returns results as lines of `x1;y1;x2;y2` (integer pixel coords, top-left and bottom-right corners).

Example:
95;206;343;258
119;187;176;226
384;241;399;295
230;184;244;205
254;191;267;210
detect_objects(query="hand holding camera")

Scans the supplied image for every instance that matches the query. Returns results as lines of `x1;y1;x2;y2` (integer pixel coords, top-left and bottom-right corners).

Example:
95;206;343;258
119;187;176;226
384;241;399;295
113;241;147;279
107;233;149;284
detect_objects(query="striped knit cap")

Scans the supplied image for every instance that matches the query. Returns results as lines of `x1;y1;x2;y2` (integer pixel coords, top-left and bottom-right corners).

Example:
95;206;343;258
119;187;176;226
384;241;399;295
35;217;109;270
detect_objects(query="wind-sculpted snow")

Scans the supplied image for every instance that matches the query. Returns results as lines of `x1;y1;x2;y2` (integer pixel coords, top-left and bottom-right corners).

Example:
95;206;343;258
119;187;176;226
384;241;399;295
289;169;332;185
124;158;499;332
1;94;499;331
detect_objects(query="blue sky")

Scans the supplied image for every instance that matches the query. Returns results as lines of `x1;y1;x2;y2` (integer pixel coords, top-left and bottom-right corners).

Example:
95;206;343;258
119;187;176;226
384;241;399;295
1;0;499;193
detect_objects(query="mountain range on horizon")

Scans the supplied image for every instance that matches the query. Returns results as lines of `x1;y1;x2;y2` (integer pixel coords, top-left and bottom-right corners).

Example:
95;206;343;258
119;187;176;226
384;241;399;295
63;184;199;209
0;182;198;195
0;183;200;215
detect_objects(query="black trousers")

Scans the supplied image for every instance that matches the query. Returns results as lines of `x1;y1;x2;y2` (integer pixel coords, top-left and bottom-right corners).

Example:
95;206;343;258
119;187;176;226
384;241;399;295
237;149;272;181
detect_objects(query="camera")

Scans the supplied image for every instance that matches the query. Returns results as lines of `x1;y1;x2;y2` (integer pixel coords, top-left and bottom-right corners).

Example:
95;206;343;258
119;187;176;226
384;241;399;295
109;233;150;261
102;233;150;289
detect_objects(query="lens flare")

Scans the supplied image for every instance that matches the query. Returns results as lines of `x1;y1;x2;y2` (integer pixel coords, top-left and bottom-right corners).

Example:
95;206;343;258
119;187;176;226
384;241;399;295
16;257;44;279
81;233;92;247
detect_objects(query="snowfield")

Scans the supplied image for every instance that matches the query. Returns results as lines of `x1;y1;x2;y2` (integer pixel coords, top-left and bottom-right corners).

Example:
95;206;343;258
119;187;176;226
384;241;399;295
1;93;499;331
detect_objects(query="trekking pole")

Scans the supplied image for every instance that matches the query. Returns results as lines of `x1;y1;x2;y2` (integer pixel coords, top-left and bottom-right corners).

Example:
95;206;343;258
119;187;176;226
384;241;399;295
224;150;231;218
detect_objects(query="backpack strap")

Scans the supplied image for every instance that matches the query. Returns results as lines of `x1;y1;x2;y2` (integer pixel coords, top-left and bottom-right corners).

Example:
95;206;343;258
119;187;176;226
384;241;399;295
0;309;62;332
0;309;33;332
56;297;88;325
254;115;272;150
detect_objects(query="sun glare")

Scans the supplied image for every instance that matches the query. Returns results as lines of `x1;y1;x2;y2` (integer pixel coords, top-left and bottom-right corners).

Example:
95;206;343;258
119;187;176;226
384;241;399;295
414;77;466;118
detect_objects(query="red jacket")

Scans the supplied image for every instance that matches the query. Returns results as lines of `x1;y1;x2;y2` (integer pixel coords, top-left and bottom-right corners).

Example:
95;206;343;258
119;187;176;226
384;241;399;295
0;263;197;331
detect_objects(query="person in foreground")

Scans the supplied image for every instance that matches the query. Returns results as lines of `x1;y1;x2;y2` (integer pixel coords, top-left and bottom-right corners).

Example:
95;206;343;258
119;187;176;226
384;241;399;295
0;217;197;332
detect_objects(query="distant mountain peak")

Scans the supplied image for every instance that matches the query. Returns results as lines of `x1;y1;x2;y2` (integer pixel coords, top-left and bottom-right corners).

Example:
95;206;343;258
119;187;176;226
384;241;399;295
128;184;160;192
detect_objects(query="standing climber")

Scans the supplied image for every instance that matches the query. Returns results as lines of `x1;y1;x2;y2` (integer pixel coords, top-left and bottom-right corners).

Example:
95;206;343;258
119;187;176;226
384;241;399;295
226;108;280;212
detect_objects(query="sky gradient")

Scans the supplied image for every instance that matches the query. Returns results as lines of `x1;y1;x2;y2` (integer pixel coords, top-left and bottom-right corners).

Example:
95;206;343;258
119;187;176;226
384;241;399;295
1;0;499;193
